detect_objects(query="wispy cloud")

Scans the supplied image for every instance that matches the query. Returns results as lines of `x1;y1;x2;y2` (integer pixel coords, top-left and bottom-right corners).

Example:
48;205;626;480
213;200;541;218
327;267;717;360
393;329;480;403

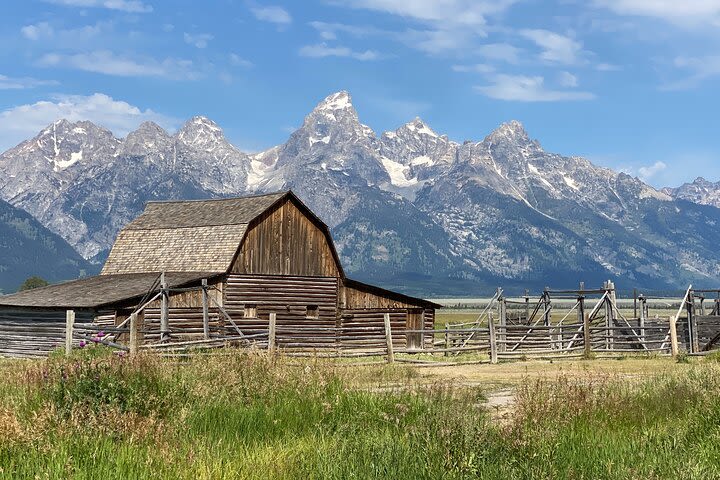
558;71;578;87
299;43;381;61
0;93;178;151
520;29;585;65
229;53;253;68
0;74;58;90
328;1;519;55
594;0;720;25
43;0;152;13
452;63;495;74
21;21;105;44
331;0;516;27
661;55;720;90
183;32;213;49
475;74;595;102
476;43;522;64
36;51;200;80
251;5;292;25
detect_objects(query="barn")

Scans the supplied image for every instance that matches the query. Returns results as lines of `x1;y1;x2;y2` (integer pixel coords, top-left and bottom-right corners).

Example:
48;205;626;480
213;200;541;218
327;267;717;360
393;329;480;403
0;191;439;357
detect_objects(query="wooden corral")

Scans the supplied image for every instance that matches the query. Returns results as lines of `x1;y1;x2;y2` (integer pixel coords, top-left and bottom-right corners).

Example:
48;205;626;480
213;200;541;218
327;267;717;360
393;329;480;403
0;191;439;358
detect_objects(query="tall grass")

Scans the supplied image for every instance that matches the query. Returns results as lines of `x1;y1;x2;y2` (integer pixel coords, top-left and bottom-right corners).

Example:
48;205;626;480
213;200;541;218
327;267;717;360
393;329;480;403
1;349;720;478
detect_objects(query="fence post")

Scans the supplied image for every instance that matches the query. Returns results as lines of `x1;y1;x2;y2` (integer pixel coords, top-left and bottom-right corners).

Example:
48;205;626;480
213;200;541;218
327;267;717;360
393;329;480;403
670;314;679;357
268;312;276;353
65;309;75;356
201;279;210;340
524;289;530;322
688;291;698;353
384;313;394;364
582;302;591;358
129;312;138;356
444;322;450;357
639;294;646;347
488;312;498;364
498;290;507;353
160;272;169;343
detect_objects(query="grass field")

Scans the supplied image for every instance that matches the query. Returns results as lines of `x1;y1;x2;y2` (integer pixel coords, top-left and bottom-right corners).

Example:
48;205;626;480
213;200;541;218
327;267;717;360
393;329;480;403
2;349;720;479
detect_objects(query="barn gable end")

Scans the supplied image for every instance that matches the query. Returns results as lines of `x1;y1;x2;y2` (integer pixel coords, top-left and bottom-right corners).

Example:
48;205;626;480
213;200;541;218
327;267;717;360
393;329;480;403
230;195;342;278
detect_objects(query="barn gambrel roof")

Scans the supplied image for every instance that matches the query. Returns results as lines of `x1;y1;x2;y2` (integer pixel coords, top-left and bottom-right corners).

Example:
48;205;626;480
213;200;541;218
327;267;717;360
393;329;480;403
101;191;289;275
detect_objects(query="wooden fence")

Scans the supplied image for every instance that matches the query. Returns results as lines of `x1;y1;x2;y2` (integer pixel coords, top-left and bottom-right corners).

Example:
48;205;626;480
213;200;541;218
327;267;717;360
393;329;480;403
5;281;720;363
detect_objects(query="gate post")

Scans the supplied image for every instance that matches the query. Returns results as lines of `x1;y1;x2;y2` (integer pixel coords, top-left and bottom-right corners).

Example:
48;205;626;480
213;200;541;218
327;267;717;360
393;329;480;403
488;312;498;364
384;313;394;364
65;309;75;356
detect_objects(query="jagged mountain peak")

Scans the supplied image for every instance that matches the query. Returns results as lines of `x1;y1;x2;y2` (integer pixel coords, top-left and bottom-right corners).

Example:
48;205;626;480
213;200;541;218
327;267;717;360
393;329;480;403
315;90;353;111
120;121;172;157
132;121;169;136
487;120;530;142
175;116;227;148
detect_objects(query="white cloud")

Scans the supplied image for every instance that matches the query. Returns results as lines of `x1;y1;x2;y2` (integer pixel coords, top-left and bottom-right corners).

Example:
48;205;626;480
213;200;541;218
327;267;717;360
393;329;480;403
520;29;585;65
0;74;58;90
21;22;54;40
36;50;200;80
475;74;595;101
183;32;213;49
329;1;519;55
638;160;667;180
20;21;107;47
229;53;253;68
251;5;292;25
596;63;621;71
332;0;517;27
299;43;381;61
662;55;720;90
476;43;522;64
43;0;152;13
452;63;495;73
309;21;381;39
0;93;178;151
558;71;578;87
595;0;720;24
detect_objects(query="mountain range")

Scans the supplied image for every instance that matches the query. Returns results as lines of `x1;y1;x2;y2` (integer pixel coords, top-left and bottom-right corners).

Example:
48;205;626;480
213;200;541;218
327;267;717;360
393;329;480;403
1;90;719;295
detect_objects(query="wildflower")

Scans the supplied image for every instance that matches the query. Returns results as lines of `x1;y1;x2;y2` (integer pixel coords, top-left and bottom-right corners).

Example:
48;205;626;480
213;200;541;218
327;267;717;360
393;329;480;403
79;340;86;348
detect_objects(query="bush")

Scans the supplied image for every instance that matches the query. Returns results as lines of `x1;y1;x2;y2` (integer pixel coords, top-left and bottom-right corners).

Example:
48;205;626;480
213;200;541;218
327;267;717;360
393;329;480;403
18;276;49;291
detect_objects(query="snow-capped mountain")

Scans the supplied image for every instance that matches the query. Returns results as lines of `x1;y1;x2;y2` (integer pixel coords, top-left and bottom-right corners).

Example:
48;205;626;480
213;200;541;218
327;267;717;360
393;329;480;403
1;90;720;294
663;177;720;209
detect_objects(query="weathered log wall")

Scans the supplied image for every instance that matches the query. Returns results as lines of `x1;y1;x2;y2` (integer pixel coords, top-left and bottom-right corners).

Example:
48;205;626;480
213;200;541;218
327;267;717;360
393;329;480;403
224;274;338;348
0;309;97;358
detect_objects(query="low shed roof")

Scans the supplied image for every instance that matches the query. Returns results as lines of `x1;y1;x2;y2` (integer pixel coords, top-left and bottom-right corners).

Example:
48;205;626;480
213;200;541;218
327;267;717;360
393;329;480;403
0;272;218;310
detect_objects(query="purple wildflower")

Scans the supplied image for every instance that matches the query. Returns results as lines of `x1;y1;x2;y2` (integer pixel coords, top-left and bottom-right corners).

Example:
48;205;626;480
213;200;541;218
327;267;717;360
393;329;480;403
79;340;86;348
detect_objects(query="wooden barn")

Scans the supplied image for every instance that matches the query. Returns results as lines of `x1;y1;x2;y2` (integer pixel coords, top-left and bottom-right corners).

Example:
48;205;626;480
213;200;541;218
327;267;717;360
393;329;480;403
0;191;439;357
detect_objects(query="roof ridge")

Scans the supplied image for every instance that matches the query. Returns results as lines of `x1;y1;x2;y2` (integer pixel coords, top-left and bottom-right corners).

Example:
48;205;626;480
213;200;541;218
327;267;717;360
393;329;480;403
145;190;290;205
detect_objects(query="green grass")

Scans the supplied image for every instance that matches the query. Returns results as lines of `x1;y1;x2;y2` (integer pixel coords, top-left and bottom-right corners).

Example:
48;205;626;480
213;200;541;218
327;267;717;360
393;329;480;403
2;348;720;478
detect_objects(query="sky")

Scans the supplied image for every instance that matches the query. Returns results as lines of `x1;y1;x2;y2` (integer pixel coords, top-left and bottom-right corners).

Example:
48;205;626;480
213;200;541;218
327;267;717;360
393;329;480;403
1;0;719;188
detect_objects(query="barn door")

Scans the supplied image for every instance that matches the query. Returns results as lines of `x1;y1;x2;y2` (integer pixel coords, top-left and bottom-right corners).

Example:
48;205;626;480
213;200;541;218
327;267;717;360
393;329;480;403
406;310;424;350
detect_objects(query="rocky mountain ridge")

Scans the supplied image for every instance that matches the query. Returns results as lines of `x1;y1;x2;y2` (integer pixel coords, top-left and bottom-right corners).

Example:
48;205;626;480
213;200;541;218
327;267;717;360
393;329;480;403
1;90;719;294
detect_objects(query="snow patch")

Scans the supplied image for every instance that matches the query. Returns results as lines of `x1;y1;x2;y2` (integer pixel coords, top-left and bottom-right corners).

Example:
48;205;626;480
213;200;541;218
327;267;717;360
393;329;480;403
563;175;579;191
411;155;434;166
319;92;351;111
406;120;438;137
381;157;418;187
246;159;270;190
72;127;86;135
309;135;331;146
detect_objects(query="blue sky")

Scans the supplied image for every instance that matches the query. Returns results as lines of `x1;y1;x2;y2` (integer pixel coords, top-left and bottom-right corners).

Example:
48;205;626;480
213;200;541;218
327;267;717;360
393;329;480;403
1;0;719;187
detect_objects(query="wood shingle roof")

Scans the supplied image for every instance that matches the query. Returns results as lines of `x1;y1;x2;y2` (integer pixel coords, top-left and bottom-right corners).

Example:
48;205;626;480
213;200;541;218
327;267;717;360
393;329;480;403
101;191;288;275
0;272;218;309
